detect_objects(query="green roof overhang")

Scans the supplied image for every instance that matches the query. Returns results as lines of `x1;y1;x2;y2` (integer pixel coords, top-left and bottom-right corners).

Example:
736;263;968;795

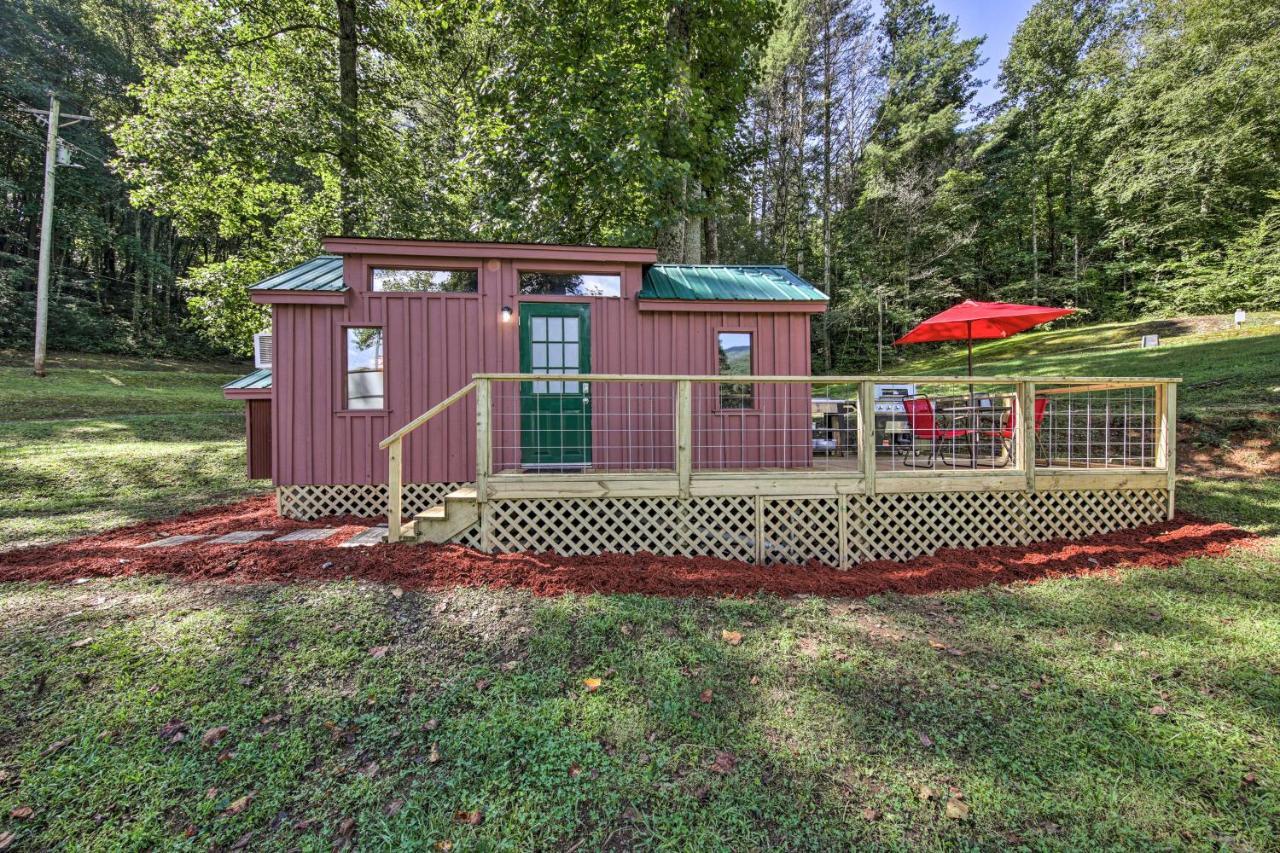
639;265;828;309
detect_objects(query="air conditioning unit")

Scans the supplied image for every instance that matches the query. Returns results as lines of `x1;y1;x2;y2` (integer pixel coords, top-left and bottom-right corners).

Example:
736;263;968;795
253;333;273;369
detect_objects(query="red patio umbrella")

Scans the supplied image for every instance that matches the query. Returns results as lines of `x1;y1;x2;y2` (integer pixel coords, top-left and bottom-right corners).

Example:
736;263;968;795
894;299;1076;375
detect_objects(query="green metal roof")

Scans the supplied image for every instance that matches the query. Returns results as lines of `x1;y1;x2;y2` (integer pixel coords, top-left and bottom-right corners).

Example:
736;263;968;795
224;368;272;391
639;265;828;302
249;256;346;292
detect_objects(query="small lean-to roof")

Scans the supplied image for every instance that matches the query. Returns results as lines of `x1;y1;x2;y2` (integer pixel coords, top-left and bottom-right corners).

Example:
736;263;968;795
249;256;346;292
640;265;828;302
224;368;272;392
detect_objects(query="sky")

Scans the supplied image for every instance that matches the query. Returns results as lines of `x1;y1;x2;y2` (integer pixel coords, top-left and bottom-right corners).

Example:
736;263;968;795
932;0;1038;111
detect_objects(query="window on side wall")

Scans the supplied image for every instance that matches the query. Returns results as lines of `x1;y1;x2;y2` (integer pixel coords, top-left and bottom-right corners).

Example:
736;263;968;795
371;268;478;293
519;272;621;297
345;327;385;410
717;331;754;409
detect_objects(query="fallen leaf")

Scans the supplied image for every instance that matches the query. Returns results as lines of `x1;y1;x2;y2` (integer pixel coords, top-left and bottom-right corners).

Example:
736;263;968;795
454;809;483;826
70;637;94;649
862;808;880;821
157;719;187;743
708;751;736;774
216;749;234;764
945;647;966;657
391;587;404;599
1243;772;1258;785
337;817;356;838
721;630;743;646
368;646;389;659
422;718;439;731
201;726;229;748
206;787;218;799
182;824;196;838
41;738;72;758
620;624;632;636
699;689;713;704
474;678;490;692
918;733;934;748
582;677;602;692
499;660;519;672
260;713;284;726
428;742;441;764
385;799;406;816
224;794;254;816
749;675;760;685
230;830;254;850
1149;705;1169;716
928;640;946;650
0;831;15;851
359;761;379;778
945;797;970;819
435;841;453;852
568;763;581;777
9;807;34;820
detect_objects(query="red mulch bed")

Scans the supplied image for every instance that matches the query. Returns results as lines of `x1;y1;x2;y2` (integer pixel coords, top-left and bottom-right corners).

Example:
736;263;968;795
0;495;1256;598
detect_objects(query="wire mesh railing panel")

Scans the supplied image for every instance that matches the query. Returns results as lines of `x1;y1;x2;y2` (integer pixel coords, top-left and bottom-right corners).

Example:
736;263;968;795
692;381;861;473
1036;385;1158;469
489;380;677;474
872;382;1021;473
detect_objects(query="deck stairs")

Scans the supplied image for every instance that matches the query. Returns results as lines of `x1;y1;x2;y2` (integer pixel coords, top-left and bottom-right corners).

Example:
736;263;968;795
397;487;478;544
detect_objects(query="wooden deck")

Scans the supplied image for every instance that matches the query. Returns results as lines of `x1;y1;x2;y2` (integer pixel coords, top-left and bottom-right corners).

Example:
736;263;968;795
341;372;1183;565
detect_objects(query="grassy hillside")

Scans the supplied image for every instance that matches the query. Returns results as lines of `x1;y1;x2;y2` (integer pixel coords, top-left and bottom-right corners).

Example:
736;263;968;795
0;351;263;548
892;312;1280;417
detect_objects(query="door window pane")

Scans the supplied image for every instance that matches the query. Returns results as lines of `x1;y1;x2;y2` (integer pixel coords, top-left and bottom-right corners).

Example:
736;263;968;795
717;331;753;409
346;327;385;410
371;268;477;292
519;272;621;297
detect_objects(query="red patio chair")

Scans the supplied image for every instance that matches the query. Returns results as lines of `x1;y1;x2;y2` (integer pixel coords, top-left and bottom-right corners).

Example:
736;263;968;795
899;396;973;468
980;396;1048;467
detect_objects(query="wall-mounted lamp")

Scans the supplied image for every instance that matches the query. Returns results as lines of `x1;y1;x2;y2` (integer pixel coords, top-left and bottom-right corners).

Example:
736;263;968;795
501;305;513;323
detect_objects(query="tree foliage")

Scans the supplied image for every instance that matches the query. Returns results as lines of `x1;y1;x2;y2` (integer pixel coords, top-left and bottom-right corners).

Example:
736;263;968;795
2;0;1277;363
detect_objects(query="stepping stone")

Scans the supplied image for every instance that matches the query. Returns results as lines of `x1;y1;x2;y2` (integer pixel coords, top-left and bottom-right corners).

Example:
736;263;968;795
340;525;388;547
138;534;209;549
275;528;340;543
207;530;276;545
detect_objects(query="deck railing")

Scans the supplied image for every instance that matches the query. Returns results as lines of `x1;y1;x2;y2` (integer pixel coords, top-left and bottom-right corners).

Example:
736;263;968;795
381;374;1178;542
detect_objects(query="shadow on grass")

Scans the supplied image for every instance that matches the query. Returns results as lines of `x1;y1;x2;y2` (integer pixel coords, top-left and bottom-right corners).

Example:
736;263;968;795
1;551;1277;849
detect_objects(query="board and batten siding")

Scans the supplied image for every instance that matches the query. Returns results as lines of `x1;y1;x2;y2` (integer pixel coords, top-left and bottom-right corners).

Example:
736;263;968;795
271;251;814;486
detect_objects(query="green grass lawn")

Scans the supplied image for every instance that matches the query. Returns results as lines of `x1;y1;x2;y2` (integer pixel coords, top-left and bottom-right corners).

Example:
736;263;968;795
0;351;264;548
1;546;1277;850
0;326;1276;848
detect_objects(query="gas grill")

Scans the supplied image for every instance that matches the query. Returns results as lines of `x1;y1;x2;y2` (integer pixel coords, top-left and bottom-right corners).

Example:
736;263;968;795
873;383;917;450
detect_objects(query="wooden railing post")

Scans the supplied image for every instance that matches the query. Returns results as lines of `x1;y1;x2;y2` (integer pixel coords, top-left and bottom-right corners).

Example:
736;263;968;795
475;378;491;502
1016;381;1036;492
676;379;692;499
387;438;403;543
857;379;876;495
1160;381;1177;519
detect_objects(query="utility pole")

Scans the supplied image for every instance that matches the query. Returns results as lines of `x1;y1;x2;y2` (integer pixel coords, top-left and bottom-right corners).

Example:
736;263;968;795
22;95;92;377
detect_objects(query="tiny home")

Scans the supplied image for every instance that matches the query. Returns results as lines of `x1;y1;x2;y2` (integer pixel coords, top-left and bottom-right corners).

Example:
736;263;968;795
224;237;828;515
225;237;1177;565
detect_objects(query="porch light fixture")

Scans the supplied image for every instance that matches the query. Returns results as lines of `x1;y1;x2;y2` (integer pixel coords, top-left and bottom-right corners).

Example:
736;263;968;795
501;305;513;323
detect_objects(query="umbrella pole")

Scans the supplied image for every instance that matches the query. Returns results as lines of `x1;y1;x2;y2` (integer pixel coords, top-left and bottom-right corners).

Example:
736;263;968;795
966;323;974;404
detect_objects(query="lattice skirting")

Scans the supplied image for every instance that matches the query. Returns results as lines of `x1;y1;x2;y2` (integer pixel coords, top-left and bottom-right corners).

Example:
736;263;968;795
469;489;1170;567
276;483;473;521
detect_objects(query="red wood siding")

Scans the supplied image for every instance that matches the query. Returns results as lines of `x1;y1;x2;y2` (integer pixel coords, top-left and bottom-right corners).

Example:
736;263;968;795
271;248;815;485
246;399;272;480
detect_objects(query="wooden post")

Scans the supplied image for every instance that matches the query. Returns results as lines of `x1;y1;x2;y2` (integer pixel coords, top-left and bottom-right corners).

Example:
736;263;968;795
387;439;403;543
475;378;491;503
1016;381;1036;492
676;379;692;499
1162;382;1177;519
753;494;765;564
858;380;876;495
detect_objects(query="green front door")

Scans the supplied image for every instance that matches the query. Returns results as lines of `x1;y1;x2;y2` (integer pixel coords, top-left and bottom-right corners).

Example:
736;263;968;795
520;303;591;467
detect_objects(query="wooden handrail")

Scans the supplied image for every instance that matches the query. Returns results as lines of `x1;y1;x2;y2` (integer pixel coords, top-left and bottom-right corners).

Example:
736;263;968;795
378;381;477;450
381;380;477;543
471;372;1181;385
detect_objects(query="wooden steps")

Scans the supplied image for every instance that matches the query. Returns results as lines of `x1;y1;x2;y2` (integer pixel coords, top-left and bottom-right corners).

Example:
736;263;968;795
400;487;478;544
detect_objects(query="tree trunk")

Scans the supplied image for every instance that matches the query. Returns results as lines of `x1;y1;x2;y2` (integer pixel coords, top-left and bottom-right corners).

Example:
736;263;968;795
336;0;360;236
